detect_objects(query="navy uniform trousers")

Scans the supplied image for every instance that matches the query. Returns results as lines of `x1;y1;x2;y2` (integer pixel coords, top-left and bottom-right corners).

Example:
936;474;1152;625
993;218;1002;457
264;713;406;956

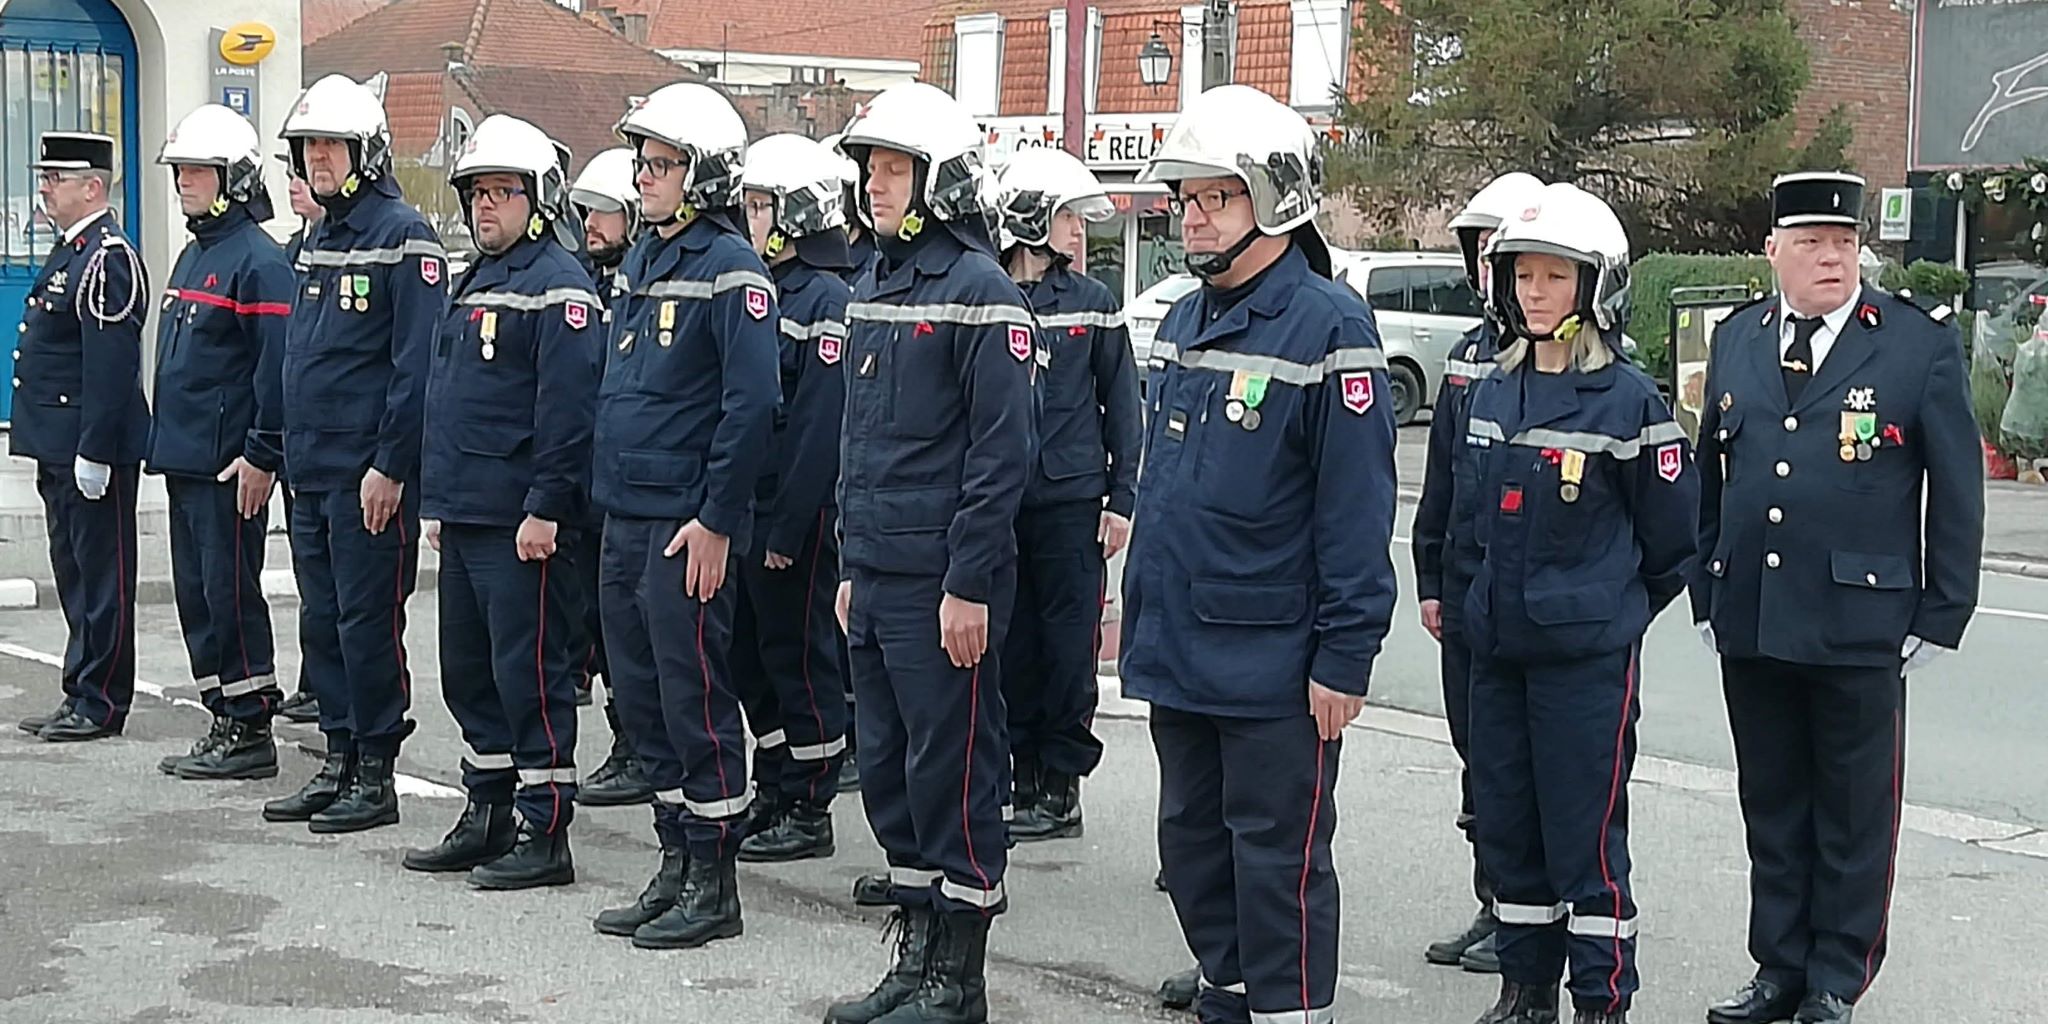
1153;706;1342;1024
1471;644;1642;1013
1723;656;1904;1003
560;526;609;692
599;515;751;859
166;475;280;720
439;525;581;831
848;568;1014;914
1439;623;1486;899
1002;499;1107;779
36;462;139;727
733;510;848;805
290;485;421;756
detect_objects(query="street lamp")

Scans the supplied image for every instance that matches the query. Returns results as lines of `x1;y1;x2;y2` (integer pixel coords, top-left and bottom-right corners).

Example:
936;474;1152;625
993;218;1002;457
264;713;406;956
1138;32;1173;89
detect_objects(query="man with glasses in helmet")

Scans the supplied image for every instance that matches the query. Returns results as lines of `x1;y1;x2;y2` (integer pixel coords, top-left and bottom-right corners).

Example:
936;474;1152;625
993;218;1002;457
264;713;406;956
821;81;1034;1024
730;133;855;864
586;82;780;952
11;131;150;743
1122;84;1398;1024
990;147;1141;844
148;103;293;780
564;145;655;809
401;116;600;891
272;152;326;728
261;73;447;834
1413;171;1547;977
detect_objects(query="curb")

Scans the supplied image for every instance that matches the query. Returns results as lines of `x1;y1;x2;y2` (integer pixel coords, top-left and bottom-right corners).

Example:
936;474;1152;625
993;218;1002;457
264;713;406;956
1985;557;2048;580
0;566;443;611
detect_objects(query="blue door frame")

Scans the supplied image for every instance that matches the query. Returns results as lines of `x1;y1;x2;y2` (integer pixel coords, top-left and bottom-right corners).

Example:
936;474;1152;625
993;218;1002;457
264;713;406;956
1;0;142;423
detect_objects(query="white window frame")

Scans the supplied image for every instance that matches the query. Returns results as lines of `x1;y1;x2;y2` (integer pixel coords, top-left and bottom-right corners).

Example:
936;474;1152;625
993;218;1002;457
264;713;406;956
954;12;1006;116
1047;8;1067;114
1180;5;1205;107
1288;0;1349;110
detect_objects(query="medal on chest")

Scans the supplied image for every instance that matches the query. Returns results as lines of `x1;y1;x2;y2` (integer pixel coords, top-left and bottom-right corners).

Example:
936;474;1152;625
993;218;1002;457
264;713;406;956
480;310;499;361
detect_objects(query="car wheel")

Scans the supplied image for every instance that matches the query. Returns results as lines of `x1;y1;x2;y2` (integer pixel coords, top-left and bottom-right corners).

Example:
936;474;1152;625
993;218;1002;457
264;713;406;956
1389;361;1424;425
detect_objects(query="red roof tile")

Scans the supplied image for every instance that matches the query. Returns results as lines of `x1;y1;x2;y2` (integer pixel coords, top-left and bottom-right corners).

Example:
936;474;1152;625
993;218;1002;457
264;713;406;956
594;0;929;63
303;0;391;45
451;66;688;172
1094;8;1181;113
998;16;1050;115
1232;1;1291;103
381;72;454;158
304;0;683;77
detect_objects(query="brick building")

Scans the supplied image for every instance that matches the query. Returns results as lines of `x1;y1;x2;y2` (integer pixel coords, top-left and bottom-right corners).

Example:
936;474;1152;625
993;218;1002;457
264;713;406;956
1786;0;1911;188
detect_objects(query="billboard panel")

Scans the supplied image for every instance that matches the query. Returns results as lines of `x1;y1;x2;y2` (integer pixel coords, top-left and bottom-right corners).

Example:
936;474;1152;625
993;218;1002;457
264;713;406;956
1910;0;2048;170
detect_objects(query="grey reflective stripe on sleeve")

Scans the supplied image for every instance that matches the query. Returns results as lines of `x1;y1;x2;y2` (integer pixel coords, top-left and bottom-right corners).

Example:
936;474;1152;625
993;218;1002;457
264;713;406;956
1038;309;1126;329
464;747;515;771
459;287;602;311
1467;418;1506;442
755;729;788;750
1567;913;1639;939
938;878;1006;908
1152;342;1388;387
1640;420;1687;446
1199;976;1247;995
779;317;848;340
300;238;448;267
1446;358;1498;381
642;269;776;301
1249;1007;1336;1024
788;736;848;761
217;674;276;698
846;300;1035;328
1495;901;1568;925
518;767;580;785
1509;422;1681;460
684;791;753;819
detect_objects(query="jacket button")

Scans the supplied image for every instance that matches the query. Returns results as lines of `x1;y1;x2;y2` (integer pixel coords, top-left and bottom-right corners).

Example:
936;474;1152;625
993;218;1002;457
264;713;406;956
1775;461;1790;477
58;394;68;404
1865;572;1878;585
1712;559;1724;574
1717;428;1728;441
8;377;16;387
1768;507;1783;523
15;323;23;334
1766;552;1781;568
1783;416;1798;431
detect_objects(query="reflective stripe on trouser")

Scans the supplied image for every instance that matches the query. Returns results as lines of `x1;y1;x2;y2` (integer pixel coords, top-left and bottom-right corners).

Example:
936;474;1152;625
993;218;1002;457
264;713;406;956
1472;644;1640;1012
1154;706;1341;1024
166;476;280;722
37;463;139;726
288;485;420;755
1001;500;1107;777
437;524;581;833
732;510;848;805
847;569;1013;914
599;516;751;860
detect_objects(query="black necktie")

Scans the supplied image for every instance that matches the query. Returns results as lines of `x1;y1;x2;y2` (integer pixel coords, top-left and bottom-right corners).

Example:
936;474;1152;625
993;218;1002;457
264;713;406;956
1783;316;1821;404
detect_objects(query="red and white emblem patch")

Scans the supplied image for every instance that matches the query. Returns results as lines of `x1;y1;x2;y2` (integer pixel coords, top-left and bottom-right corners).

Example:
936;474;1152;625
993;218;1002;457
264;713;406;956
743;285;770;321
565;302;588;330
818;335;843;365
1340;372;1374;414
1008;325;1033;363
1656;442;1684;482
420;257;441;286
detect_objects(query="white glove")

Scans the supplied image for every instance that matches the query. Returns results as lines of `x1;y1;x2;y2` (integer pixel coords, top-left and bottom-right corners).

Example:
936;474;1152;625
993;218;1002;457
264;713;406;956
73;456;111;501
1695;620;1717;655
1901;635;1950;674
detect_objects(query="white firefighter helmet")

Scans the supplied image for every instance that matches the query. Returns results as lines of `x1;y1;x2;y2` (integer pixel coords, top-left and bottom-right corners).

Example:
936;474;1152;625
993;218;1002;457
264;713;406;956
571;146;639;220
1139;84;1323;236
837;82;989;227
741;133;848;242
451;114;569;228
159;103;265;206
1449;171;1545;290
1486;182;1632;335
996;146;1114;251
279;73;393;184
615;82;748;211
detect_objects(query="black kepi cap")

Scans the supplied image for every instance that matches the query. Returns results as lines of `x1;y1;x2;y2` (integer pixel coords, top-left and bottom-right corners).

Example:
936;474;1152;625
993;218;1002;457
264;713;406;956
34;131;117;172
1771;171;1864;229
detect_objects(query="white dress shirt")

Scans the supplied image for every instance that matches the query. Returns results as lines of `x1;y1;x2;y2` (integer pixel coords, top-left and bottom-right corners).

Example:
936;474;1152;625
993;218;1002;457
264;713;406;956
1776;290;1858;372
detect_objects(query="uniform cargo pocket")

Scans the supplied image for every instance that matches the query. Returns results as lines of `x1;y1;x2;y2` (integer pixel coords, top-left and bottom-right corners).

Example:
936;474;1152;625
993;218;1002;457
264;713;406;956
1190;578;1309;627
618;449;702;487
454;421;531;458
1824;550;1915;651
1524;581;1620;626
1829;550;1914;591
1040;443;1101;481
873;485;958;534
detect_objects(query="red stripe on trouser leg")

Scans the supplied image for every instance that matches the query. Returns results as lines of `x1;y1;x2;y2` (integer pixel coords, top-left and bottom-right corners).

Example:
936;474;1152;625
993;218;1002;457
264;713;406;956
1595;648;1639;1012
1857;706;1904;999
698;596;733;857
1297;738;1328;1016
959;664;994;914
537;559;563;833
96;474;130;726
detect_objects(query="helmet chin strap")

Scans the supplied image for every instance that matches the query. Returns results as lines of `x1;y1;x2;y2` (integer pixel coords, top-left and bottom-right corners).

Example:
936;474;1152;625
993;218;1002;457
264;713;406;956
1186;228;1261;281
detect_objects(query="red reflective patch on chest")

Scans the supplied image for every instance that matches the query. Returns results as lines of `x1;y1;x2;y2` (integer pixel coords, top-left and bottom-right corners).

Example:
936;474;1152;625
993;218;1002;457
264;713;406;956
1499;485;1524;514
1067;325;1088;336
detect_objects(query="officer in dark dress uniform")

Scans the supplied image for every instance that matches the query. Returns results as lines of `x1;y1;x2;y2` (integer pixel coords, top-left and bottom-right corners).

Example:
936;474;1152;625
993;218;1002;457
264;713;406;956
11;132;149;743
148;104;293;780
1694;172;1985;1024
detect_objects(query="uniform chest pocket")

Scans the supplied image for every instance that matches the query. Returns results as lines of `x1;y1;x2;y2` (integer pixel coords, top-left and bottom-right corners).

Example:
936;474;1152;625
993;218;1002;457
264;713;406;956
1193;378;1297;522
1042;329;1094;411
454;419;533;459
1531;450;1617;557
887;324;956;439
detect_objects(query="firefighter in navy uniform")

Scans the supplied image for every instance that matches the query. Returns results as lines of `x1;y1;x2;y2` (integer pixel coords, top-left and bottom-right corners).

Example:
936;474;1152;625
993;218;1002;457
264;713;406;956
565;146;656;808
148;104;293;779
1122;85;1399;1024
10;132;150;743
586;83;780;952
1458;183;1698;1024
402;115;599;890
275;156;325;726
731;133;854;863
991;147;1141;843
821;130;869;797
1413;171;1547;975
1694;173;1984;1024
821;81;1034;1024
260;74;447;834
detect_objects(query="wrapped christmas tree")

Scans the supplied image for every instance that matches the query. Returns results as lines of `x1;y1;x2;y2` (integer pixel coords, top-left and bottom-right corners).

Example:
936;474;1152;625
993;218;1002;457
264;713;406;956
2000;297;2048;481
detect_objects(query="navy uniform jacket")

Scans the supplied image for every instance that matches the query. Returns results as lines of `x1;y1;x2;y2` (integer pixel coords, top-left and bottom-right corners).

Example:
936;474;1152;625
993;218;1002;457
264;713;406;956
420;235;602;528
1461;350;1699;663
1119;245;1399;717
842;231;878;288
1411;320;1500;634
1022;265;1142;515
11;212;151;466
755;259;851;557
592;216;780;550
839;230;1034;602
1689;288;1983;667
284;180;446;492
147;207;291;478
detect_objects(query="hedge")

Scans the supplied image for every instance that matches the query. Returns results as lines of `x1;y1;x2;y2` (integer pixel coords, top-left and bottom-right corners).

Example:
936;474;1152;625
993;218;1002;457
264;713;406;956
1626;253;1775;382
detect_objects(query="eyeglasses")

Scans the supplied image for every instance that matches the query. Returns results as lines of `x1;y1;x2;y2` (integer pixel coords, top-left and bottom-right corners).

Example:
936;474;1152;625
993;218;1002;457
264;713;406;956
632;154;686;178
465;184;527;205
743;198;776;217
37;170;90;186
1166;188;1248;217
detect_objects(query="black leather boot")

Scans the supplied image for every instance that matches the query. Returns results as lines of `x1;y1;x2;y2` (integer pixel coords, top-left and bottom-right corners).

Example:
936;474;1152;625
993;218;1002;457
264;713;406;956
740;801;834;862
594;847;688;935
161;717;229;775
825;906;935;1024
263;750;353;822
632;851;742;949
576;730;654;806
1427;903;1499;965
1475;980;1560;1024
18;702;71;735
173;718;279;781
1157;966;1199;1010
1461;932;1501;973
1009;769;1082;842
871;911;991;1023
277;689;320;723
853;872;893;906
1707;978;1803;1024
746;789;787;839
309;751;399;833
1010;752;1042;819
469;822;575;890
403;800;515;872
1572;1006;1629;1024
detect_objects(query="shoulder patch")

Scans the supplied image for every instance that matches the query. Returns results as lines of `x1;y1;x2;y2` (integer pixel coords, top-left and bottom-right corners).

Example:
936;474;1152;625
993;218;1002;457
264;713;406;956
1656;442;1684;482
1339;372;1375;414
744;285;770;321
818;334;843;365
420;257;442;286
1008;324;1033;363
565;301;589;330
